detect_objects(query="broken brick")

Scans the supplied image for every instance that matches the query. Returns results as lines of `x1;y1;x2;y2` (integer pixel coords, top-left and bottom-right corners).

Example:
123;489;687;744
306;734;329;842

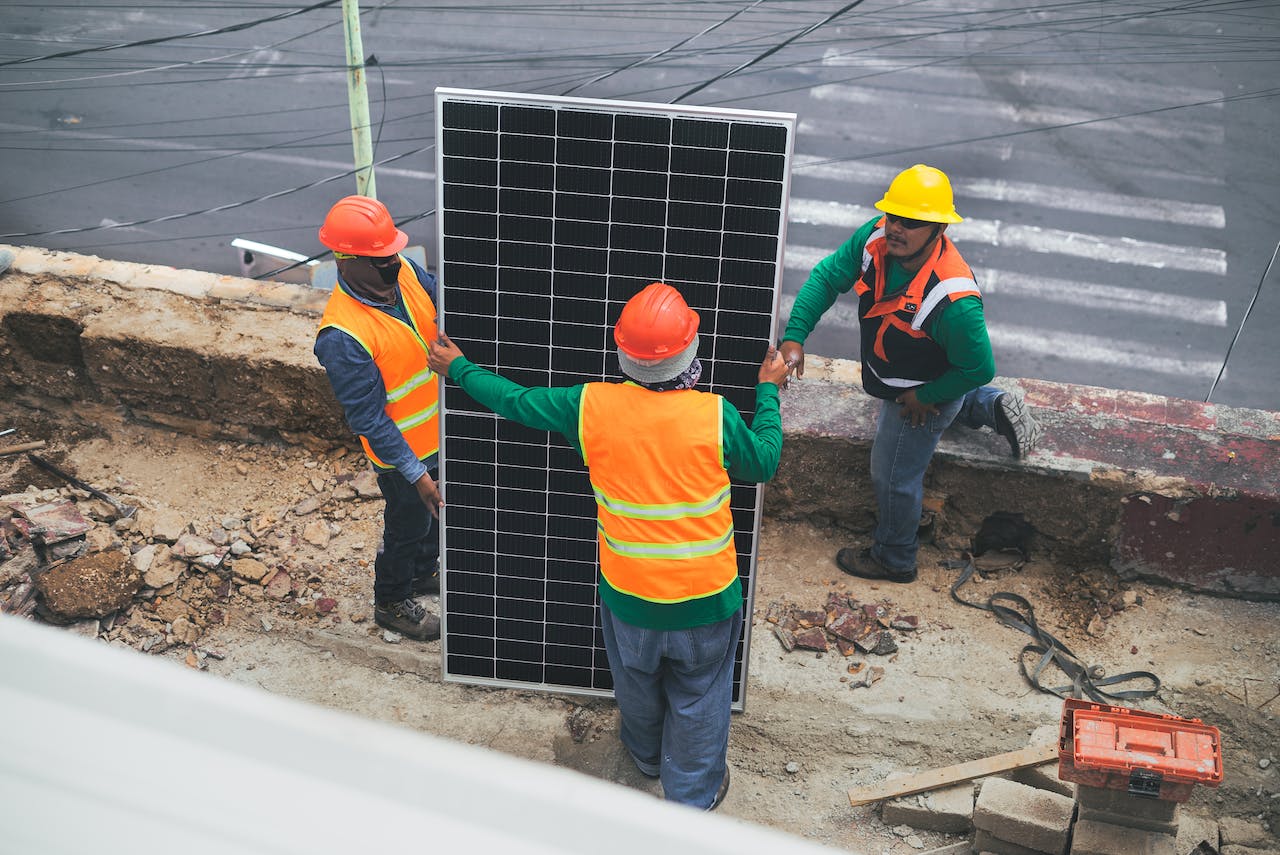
792;626;829;652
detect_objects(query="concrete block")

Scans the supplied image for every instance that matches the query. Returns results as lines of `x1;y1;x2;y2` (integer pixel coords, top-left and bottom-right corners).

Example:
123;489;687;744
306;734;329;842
1074;784;1178;834
973;828;1044;855
1010;725;1075;798
1012;762;1075;798
1220;817;1274;848
1174;812;1218;854
974;778;1074;855
1070;819;1176;855
1220;846;1280;855
883;776;975;834
919;844;973;855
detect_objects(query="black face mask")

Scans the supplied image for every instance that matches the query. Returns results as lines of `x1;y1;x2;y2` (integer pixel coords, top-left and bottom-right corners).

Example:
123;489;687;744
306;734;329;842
372;256;401;285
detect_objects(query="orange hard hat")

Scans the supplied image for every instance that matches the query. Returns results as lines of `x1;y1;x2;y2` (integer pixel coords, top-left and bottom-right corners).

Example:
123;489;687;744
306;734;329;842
318;195;408;256
614;282;699;361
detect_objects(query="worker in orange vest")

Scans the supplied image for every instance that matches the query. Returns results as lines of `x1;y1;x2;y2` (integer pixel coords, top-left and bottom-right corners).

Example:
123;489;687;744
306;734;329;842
428;282;790;810
314;195;442;642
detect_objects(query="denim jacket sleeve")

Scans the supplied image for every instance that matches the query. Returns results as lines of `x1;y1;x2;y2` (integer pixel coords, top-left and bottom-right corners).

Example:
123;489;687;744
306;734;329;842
314;326;428;484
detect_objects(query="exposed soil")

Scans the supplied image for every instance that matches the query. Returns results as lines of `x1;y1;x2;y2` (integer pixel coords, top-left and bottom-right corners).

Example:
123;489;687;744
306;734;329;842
2;402;1278;852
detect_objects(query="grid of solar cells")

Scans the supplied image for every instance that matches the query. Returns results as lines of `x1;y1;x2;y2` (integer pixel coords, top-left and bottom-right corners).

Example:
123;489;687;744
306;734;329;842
435;88;795;704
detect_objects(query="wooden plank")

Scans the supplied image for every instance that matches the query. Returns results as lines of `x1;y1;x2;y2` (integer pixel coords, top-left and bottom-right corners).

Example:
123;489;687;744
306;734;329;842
0;440;45;457
847;742;1059;806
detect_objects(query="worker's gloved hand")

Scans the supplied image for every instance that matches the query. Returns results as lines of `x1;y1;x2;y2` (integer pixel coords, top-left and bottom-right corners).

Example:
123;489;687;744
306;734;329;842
778;340;805;380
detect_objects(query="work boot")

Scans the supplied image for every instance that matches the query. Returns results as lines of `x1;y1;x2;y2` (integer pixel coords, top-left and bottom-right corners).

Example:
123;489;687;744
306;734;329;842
994;392;1042;459
374;597;440;641
706;766;731;811
835;547;917;584
411;567;440;596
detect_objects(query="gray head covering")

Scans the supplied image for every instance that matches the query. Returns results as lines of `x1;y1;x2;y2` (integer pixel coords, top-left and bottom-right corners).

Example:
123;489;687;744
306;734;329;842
617;334;700;384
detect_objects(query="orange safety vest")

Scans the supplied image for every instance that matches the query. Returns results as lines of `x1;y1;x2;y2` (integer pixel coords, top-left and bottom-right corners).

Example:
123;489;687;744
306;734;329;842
579;383;738;604
853;217;981;399
317;259;439;468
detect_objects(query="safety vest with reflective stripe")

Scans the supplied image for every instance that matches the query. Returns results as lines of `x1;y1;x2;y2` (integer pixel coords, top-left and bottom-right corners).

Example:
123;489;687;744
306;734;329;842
579;383;738;604
853;218;981;400
317;260;439;468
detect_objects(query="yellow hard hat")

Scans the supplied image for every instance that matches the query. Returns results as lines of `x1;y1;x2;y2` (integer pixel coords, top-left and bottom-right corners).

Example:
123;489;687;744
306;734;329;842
874;164;963;224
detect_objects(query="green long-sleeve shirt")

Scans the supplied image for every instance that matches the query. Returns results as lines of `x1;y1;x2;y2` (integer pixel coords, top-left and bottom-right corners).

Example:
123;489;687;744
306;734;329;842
448;356;783;629
782;216;995;404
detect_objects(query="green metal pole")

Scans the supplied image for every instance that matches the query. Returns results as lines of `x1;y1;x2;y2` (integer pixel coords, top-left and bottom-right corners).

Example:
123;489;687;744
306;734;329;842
341;0;377;198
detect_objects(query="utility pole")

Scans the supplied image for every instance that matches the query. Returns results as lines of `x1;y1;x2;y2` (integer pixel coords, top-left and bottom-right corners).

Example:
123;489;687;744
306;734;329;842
341;0;377;198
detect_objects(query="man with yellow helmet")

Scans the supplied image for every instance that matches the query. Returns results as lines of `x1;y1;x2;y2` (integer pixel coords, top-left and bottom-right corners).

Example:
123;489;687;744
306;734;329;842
429;282;789;811
779;164;1040;584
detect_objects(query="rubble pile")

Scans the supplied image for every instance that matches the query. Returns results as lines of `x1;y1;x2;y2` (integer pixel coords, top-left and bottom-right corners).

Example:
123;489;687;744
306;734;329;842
0;444;384;666
764;591;919;689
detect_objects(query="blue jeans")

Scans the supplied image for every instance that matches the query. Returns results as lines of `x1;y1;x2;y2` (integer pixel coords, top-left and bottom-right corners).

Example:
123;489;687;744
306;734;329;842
869;385;1003;573
599;601;741;809
373;466;439;604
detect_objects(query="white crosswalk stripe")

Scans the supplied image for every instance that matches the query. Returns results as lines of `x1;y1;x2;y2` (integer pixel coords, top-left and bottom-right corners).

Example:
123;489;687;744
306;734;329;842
783;59;1229;383
785;199;1227;274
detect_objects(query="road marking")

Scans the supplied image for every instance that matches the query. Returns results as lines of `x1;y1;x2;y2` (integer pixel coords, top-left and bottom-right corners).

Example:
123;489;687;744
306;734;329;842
791;157;1224;228
776;295;1223;380
981;270;1226;327
811;84;1225;146
784;202;1227;275
782;246;1226;327
818;52;1225;107
0;121;436;181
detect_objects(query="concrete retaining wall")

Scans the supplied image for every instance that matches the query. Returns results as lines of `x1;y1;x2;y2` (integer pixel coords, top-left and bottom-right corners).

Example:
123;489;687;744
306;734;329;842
2;244;1276;599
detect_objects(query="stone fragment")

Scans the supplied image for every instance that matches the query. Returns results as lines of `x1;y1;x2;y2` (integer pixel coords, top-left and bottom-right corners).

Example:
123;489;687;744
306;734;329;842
849;666;884;689
352;470;380;498
1220;818;1273;848
33;550;141;619
141;545;183;589
891;614;919;631
265;569;292;600
826;605;866;641
292;496;321;516
792;626;828;652
793;609;825;628
231;557;269;582
773;625;796;652
171;533;228;568
146;508;188;543
302;518;330;547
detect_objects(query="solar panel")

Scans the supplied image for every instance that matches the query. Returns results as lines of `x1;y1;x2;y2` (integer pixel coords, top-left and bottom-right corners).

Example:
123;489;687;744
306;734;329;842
434;87;795;708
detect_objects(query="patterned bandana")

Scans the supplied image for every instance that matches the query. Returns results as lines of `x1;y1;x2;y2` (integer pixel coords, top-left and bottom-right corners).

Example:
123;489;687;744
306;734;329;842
636;357;702;392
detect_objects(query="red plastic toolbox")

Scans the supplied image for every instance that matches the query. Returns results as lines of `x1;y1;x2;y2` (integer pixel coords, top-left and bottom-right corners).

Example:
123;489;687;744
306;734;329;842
1058;698;1222;802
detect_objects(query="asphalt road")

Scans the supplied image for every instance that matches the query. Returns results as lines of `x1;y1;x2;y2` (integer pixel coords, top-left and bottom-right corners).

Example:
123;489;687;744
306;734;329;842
2;1;1278;410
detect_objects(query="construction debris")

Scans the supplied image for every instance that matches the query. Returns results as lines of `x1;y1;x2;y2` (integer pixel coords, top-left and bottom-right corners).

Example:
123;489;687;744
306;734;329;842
765;591;918;687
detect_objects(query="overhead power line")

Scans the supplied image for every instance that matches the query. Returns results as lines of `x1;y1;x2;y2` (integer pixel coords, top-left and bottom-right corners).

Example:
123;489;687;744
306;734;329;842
0;0;341;68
